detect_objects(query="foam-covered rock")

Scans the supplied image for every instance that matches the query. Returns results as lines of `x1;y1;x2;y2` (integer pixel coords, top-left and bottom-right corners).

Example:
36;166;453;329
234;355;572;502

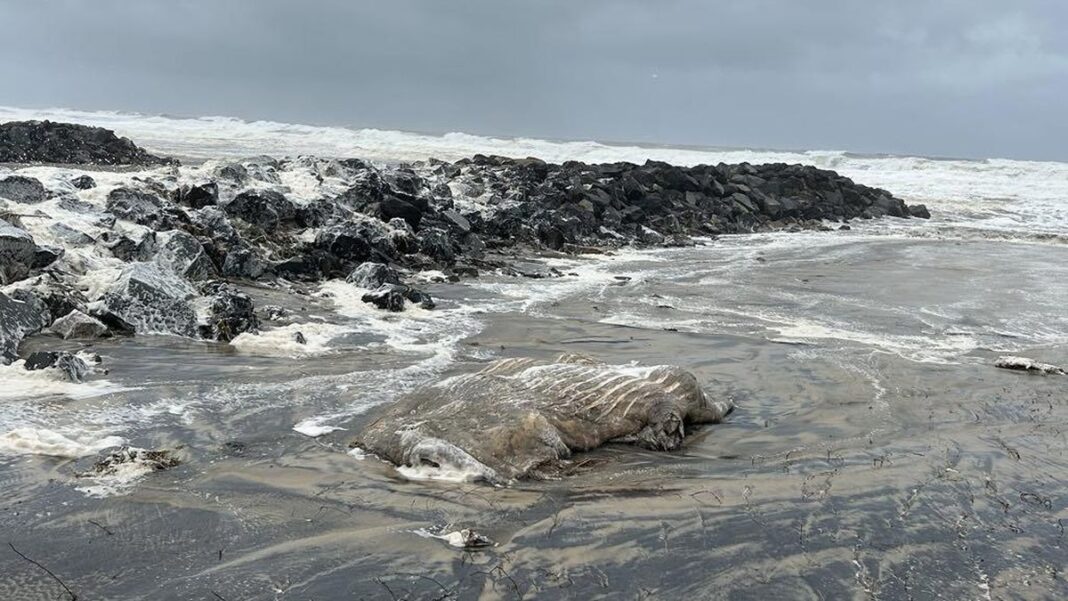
48;309;109;340
0;120;173;165
224;189;296;229
198;282;258;342
95;263;198;337
0;290;50;364
0;219;38;284
346;261;400;288
155;230;216;280
106;187;183;230
23;350;93;382
0;175;47;203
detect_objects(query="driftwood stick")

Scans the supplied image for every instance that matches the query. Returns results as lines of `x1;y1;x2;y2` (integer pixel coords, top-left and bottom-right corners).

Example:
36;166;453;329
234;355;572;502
7;542;78;600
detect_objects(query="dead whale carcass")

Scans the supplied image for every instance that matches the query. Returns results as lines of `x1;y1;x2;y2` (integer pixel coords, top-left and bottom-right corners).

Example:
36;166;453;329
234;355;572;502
353;353;733;484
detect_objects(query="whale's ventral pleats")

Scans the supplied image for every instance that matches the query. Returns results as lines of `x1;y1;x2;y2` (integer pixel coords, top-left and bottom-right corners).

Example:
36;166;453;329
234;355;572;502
353;353;732;484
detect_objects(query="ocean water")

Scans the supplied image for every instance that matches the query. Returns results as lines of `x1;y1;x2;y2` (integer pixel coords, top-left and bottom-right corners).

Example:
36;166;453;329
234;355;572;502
1;108;1067;600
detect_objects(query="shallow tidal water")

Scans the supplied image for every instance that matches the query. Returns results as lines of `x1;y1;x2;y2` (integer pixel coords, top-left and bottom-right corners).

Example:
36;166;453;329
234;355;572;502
2;221;1067;600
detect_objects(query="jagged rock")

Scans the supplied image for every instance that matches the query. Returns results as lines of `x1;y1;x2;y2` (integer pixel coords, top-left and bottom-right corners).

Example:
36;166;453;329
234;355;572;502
0;290;50;364
23;351;92;382
909;204;931;219
179;182;218;209
314;223;374;264
95;263;198;337
0;175;47;203
638;226;666;245
99;228;158;262
416;227;456;264
26;280;88;320
0;120;173;165
70;174;96;190
198;282;258;342
106;187;183;230
441;209;472;233
353;354;733;483
346;262;400;288
0;219;38;284
212;161;249;183
361;284;407;312
360;284;435;312
224;189;296;229
48;310;109;339
49;222;95;246
379;195;424;229
32;246;63;269
155;230;216;280
404;287;436;310
57;195;96;213
221;247;266;279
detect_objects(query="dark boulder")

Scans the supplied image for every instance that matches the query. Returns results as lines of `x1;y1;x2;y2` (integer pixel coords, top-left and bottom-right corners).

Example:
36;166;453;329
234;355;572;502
346;262;400;288
0;175;47;203
106;187;183;230
32;245;63;269
360;284;435;312
99;229;158;262
314;223;374;264
224;189;296;230
361;284;407;312
416;227;456;264
379;195;424;229
0;219;38;284
404;286;436;310
70;174;97;190
908;204;931;219
155;230;216;280
222;247;266;280
198;282;259;342
0;120;174;165
179;182;218;209
23;350;93;382
0;290;50;364
441;209;472;233
49;222;95;246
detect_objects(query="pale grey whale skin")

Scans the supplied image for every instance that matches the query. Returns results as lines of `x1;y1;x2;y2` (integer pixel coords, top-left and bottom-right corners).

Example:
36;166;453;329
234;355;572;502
353;353;733;483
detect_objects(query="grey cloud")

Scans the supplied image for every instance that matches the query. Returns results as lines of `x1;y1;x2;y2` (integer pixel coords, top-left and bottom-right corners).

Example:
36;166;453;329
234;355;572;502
0;0;1065;160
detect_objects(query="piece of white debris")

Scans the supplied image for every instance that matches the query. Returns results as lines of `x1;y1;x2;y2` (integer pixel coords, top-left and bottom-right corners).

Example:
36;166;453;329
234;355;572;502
995;356;1065;375
414;527;495;549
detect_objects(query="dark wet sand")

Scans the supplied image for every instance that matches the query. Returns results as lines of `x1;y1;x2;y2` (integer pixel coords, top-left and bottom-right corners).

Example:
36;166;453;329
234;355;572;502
2;236;1067;600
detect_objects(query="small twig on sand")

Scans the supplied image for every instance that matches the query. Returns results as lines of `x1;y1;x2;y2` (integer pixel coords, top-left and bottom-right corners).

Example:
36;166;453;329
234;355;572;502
211;591;228;601
87;520;114;535
7;542;78;600
374;577;399;600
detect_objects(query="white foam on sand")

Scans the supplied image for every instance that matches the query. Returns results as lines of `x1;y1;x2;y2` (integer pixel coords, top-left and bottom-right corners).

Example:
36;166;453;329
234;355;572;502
318;279;484;355
0;427;124;458
292;418;345;437
229;322;354;357
0;360;128;401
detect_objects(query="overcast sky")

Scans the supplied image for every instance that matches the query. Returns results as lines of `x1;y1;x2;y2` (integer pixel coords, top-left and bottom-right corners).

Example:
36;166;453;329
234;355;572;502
1;0;1065;161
